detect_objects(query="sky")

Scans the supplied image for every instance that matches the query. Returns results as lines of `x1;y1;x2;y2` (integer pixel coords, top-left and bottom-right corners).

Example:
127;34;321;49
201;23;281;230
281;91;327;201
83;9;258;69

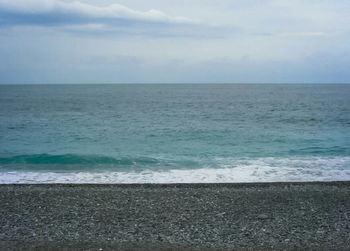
0;0;350;84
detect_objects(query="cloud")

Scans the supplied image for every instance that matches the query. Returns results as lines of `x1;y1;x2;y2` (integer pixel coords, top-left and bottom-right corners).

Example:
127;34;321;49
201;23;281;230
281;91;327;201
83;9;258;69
0;0;230;38
0;0;199;29
1;0;350;84
277;32;327;38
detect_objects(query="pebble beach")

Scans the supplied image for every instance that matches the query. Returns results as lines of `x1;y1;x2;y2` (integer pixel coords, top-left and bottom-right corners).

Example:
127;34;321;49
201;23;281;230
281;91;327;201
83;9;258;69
1;182;350;250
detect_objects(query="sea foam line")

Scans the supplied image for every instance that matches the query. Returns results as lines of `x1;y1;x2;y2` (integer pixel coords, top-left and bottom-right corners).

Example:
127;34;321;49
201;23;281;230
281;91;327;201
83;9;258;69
1;156;350;183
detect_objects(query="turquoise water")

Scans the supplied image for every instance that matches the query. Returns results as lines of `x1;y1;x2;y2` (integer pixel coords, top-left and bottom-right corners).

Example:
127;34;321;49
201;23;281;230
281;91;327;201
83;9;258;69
0;84;349;183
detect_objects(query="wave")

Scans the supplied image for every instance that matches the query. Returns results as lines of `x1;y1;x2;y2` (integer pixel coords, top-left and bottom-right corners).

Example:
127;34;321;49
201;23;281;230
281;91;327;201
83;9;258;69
2;165;350;184
0;154;162;169
0;156;349;183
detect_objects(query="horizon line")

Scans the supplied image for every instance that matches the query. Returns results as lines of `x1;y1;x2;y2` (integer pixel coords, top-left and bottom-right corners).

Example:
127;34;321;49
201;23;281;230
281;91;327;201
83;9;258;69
1;82;350;85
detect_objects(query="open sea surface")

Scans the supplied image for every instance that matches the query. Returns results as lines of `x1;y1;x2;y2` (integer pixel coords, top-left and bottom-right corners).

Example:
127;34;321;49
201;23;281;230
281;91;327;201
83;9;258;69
0;84;349;183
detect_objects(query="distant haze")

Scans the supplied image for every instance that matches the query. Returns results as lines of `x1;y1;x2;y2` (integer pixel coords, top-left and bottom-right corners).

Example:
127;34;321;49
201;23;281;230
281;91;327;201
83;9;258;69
0;0;350;84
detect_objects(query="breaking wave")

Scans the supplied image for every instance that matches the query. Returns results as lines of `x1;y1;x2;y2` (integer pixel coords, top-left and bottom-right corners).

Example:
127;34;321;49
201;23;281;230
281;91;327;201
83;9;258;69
1;156;349;183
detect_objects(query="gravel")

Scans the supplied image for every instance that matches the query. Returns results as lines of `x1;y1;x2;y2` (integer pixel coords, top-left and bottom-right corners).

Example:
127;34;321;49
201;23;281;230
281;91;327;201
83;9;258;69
1;182;350;250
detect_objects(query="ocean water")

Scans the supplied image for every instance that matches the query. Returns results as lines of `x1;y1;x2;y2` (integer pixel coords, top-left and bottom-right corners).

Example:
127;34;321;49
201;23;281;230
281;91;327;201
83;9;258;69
0;84;349;183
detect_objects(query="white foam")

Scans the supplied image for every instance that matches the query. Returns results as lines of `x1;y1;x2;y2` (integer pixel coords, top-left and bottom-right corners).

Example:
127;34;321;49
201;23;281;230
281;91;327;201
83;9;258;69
1;157;350;183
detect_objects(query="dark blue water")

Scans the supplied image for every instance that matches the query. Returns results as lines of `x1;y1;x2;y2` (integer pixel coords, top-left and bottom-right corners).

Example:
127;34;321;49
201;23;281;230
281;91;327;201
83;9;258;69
0;84;349;183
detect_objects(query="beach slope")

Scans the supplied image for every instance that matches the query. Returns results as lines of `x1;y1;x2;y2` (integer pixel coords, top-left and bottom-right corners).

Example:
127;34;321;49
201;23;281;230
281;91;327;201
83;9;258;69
1;182;350;250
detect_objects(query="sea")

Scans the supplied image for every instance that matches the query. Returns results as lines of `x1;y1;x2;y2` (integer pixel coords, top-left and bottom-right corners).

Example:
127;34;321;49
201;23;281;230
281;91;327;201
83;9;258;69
0;84;349;183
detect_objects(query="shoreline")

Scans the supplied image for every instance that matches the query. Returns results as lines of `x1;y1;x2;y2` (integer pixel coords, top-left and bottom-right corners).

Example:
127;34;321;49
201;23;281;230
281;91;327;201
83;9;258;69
1;182;350;250
1;180;350;187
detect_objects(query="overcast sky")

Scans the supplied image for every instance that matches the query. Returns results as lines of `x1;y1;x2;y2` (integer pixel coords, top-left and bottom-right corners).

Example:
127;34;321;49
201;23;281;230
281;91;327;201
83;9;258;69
0;0;350;84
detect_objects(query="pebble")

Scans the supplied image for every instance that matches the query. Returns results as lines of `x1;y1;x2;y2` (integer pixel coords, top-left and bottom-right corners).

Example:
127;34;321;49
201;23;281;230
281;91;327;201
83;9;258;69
257;214;269;220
